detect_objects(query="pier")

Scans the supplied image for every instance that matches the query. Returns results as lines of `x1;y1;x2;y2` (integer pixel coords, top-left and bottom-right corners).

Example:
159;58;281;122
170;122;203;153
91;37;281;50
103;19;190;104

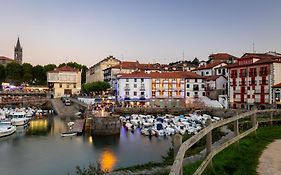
72;119;85;134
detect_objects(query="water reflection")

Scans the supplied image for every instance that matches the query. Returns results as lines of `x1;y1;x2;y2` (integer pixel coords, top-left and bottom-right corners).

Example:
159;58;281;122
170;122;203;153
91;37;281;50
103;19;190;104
26;119;51;136
99;149;117;172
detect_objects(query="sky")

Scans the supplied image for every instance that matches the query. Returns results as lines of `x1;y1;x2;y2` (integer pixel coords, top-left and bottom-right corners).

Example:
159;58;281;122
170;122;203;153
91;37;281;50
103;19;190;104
0;0;281;67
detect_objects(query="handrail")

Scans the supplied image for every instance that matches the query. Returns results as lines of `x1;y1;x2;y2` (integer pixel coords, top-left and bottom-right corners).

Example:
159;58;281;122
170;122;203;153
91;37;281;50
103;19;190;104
169;109;281;175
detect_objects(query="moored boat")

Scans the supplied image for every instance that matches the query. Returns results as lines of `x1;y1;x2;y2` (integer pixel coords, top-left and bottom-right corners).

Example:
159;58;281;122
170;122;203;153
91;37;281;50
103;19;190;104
60;131;77;137
10;112;30;126
0;124;16;138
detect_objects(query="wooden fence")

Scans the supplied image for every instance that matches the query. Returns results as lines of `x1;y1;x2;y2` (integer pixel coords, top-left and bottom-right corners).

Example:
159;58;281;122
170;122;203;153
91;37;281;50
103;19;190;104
169;109;280;175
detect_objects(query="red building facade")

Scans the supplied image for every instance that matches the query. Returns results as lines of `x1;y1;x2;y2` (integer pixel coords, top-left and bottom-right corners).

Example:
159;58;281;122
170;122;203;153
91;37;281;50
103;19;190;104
228;53;281;109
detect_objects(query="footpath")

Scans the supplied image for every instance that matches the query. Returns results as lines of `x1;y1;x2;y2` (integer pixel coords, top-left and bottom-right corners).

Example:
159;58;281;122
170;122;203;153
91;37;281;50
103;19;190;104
257;140;281;175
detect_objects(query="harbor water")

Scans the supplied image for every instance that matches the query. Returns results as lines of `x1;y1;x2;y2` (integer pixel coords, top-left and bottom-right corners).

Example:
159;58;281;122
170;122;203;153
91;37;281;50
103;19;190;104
0;116;172;175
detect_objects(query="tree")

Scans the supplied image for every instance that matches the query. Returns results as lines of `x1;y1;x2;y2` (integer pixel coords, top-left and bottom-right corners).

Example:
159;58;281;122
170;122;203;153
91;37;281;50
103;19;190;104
192;57;200;66
0;65;5;83
44;64;57;73
32;65;46;85
59;62;88;84
5;62;23;84
22;63;33;83
82;81;110;95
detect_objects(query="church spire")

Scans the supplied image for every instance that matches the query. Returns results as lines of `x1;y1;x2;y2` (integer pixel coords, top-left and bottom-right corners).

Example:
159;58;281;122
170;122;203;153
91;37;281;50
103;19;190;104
14;37;23;64
16;37;21;49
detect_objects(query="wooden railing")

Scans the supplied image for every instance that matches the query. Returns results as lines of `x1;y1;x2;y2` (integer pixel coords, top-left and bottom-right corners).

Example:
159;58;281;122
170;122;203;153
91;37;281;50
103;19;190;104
169;109;280;175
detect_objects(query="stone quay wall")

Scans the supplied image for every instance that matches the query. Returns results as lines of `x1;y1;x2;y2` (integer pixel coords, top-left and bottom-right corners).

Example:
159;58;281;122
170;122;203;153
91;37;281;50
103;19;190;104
92;115;121;136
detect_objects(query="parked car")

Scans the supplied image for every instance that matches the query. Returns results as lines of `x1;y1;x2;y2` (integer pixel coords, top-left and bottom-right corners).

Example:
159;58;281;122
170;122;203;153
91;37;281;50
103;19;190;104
65;99;71;106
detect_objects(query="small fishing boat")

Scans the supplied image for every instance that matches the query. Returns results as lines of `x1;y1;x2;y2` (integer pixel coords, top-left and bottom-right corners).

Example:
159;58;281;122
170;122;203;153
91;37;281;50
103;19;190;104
10;112;30;126
0;124;16;138
60;131;77;137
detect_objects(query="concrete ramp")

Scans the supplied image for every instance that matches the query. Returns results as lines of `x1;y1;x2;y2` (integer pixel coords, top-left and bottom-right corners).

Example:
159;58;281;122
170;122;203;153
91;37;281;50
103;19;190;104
50;99;79;116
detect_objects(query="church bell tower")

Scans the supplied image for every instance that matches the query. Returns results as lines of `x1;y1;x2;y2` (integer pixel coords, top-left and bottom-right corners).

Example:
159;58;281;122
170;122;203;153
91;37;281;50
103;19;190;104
14;37;23;64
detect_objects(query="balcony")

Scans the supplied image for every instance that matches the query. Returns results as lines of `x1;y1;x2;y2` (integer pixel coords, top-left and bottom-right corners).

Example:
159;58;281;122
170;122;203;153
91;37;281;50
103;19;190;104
239;72;247;77
124;87;130;91
139;96;146;100
254;98;261;103
139;86;145;91
259;71;268;76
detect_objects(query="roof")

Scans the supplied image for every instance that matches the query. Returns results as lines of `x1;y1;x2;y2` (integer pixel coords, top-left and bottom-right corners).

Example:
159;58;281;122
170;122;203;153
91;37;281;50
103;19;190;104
111;61;139;69
0;56;13;61
118;71;205;79
273;83;281;88
192;62;226;71
109;61;182;71
226;55;281;69
205;75;226;81
209;53;237;60
49;65;79;73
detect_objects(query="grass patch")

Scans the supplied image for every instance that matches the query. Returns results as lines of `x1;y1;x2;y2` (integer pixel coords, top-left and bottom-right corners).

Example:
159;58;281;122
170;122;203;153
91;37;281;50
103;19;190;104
183;126;281;175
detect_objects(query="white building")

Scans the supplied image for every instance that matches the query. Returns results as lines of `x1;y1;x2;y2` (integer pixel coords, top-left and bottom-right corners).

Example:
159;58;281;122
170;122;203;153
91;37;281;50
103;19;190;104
192;62;227;76
205;75;227;100
47;66;81;98
86;56;120;83
116;71;205;107
117;72;151;106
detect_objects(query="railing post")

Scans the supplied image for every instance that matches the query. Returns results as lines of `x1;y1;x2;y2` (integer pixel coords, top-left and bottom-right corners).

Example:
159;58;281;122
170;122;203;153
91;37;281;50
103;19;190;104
234;119;239;149
206;118;212;167
173;133;183;175
251;108;257;136
270;112;273;126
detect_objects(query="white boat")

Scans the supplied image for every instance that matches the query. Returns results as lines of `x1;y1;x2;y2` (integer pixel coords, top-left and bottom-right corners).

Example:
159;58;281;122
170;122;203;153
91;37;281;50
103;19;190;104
61;131;77;137
0;124;16;138
10;112;30;126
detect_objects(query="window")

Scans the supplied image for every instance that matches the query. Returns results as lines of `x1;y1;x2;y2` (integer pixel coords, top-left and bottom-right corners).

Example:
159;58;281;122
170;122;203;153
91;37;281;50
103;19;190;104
195;79;198;82
186;92;190;96
141;92;145;96
168;91;172;97
73;84;76;88
125;92;129;96
134;91;137;96
152;91;156;97
59;83;62;88
134;84;137;88
194;92;198;95
134;78;137;82
201;84;205;89
160;91;164;96
203;92;205;96
67;84;69;88
141;78;144;83
176;91;180;96
218;69;221;74
206;72;209;75
186;84;190;88
126;79;129;82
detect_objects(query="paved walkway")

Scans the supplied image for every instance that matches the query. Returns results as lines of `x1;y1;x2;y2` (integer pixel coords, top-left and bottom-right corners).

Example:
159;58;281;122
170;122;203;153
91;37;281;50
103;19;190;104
50;99;79;116
257;140;281;175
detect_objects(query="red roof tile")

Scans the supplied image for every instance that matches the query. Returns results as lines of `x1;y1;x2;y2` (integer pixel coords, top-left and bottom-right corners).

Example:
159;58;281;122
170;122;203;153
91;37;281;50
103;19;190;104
118;71;205;79
49;65;79;73
209;53;237;60
273;83;281;88
0;56;13;61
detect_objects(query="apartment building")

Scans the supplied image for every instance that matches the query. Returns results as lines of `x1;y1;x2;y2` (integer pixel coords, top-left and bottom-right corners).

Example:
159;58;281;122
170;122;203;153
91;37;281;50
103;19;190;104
47;66;81;98
117;71;205;107
228;52;281;109
86;56;120;83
